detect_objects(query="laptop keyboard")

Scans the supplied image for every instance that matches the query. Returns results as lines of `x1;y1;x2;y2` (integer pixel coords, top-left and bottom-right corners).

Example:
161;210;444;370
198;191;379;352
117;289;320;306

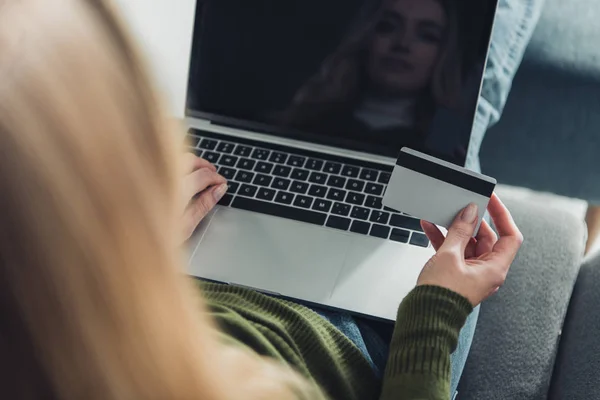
187;129;430;248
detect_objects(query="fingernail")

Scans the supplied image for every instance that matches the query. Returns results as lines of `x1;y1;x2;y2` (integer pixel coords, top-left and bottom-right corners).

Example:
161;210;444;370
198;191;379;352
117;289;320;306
461;203;478;223
212;184;227;202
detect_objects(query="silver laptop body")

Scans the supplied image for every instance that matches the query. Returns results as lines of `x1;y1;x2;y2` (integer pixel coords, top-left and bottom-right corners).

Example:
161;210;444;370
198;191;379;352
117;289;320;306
186;0;499;321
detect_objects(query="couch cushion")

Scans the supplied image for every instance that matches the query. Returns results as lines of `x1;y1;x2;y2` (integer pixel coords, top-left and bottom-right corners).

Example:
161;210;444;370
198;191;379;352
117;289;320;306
457;189;585;399
481;0;600;202
548;251;600;399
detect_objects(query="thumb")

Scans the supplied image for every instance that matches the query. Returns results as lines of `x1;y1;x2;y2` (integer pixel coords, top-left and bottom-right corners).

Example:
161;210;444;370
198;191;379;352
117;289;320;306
441;203;478;253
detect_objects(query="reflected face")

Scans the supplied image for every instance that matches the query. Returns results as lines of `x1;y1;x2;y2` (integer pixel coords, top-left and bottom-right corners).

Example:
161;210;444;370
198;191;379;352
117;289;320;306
367;0;447;96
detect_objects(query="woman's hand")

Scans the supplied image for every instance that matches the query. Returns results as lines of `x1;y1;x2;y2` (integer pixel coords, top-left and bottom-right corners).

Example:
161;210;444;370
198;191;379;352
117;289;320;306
417;194;523;306
180;153;227;242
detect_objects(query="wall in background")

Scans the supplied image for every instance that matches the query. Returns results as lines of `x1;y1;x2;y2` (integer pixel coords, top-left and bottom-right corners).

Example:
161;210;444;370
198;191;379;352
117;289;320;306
113;0;196;117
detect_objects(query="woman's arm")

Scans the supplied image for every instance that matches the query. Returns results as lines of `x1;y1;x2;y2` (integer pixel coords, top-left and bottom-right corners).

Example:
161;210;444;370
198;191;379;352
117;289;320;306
380;195;523;399
380;286;472;399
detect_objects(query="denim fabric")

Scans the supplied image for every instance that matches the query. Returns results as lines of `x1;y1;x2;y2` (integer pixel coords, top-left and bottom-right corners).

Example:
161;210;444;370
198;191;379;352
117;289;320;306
466;0;546;172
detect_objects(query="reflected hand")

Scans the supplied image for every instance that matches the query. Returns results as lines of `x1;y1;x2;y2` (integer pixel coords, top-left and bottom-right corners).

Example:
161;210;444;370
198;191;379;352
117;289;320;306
417;194;523;306
180;153;227;242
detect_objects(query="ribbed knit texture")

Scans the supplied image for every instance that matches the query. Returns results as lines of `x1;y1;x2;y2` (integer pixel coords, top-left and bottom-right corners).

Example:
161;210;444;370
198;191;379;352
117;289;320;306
200;282;472;400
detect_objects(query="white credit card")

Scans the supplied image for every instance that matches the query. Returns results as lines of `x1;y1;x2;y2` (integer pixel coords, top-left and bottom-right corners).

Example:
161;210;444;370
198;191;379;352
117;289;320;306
382;148;496;235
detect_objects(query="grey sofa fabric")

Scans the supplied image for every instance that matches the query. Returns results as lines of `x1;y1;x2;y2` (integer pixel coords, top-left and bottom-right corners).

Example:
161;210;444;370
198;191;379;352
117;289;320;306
457;193;586;399
548;251;600;399
480;0;600;203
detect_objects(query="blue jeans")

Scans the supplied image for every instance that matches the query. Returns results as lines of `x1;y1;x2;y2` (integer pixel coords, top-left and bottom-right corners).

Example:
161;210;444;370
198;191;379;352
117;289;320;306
466;0;545;172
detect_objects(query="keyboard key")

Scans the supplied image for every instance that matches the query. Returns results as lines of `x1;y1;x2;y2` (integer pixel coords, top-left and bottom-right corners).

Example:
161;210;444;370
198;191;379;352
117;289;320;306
234;145;252;157
237;158;256;170
384;206;397;213
365;183;384;196
327;175;346;188
253;174;273;187
308;172;327;184
227;181;240;194
370;210;390;224
216;142;235;154
378;172;391;184
306;159;324;171
275;191;294;205
218;194;233;207
410;233;430;248
350;221;371;235
235;171;255;183
324;162;342;174
232;197;326;226
390;215;424;232
273;165;292;177
365;196;383;209
187;135;201;147
312;199;332;213
326;188;346;201
326;216;351;231
360;169;378;181
199;139;217;150
332;202;351;217
370;224;390;239
346;192;365;205
220;155;238;167
256;187;276;201
203;152;220;164
269;152;288;164
290;181;309;194
251;148;270;160
351;206;370;220
390;228;410;243
341;165;360;178
219;167;237;180
291;169;310;181
193;149;204;158
239;184;258;198
287;156;306;168
346;179;365;192
293;195;313;209
272;178;291;191
255;161;274;174
309;184;327;198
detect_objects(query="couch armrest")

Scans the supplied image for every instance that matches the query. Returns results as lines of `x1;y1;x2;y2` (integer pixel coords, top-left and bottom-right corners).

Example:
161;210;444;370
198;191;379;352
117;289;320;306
548;251;600;399
458;192;585;399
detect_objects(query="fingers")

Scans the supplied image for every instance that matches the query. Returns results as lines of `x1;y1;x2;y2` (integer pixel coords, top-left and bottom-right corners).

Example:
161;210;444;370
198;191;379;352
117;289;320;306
421;221;445;251
182;153;216;174
475;220;497;255
182;168;226;205
487;194;524;263
440;203;478;253
181;183;228;240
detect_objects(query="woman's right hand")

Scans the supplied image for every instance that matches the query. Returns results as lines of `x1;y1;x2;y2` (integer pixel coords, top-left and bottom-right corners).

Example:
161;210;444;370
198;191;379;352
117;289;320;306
417;194;523;306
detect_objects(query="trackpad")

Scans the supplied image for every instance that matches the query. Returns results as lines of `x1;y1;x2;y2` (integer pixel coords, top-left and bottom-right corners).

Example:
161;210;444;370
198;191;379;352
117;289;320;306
188;207;351;303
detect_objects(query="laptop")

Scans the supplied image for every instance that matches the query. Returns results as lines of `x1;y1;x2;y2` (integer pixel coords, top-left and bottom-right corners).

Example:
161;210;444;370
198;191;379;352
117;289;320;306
185;0;499;321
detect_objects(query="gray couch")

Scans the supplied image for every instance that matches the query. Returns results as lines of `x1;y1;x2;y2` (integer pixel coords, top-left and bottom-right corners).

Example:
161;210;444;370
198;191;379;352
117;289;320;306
457;0;600;398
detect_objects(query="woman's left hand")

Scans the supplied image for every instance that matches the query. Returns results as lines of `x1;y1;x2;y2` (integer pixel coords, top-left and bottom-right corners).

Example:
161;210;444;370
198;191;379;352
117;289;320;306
180;153;227;242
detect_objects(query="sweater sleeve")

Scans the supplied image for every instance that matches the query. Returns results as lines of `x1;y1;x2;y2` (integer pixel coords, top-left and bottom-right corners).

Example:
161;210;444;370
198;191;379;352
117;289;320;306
379;285;473;400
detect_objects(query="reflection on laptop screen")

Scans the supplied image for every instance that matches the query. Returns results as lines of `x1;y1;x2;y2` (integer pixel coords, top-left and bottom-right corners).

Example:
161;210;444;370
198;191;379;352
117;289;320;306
187;0;498;165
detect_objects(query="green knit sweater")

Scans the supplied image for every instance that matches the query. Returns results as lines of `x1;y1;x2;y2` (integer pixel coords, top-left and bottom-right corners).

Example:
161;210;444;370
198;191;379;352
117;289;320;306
200;282;473;400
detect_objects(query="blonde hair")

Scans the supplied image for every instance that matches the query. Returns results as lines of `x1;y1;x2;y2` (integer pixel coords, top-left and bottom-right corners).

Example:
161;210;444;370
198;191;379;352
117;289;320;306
0;0;309;398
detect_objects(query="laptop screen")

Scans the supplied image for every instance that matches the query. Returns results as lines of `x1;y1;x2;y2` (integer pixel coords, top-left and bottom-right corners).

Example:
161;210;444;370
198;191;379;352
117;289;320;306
187;0;498;166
